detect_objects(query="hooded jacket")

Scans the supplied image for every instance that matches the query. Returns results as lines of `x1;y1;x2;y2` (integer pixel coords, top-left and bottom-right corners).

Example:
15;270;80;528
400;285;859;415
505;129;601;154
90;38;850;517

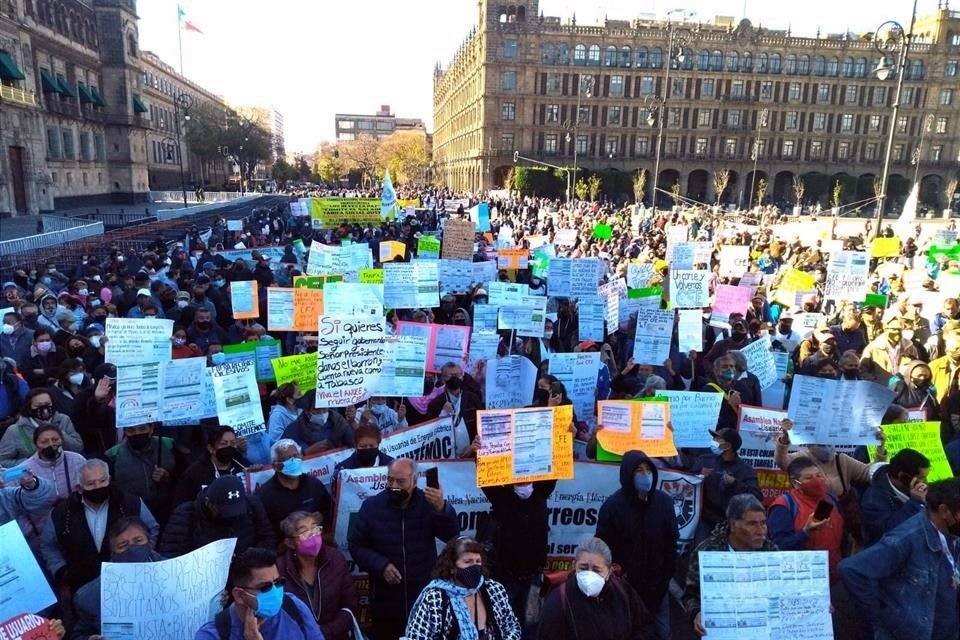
595;451;679;613
891;360;939;420
0;411;83;468
860;464;925;547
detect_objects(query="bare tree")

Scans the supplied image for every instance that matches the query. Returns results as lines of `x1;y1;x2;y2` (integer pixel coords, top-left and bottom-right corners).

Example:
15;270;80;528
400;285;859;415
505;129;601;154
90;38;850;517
945;176;958;210
831;180;843;209
671;182;682;207
338;137;382;187
793;175;806;205
755;178;768;207
633;171;648;205
714;169;731;208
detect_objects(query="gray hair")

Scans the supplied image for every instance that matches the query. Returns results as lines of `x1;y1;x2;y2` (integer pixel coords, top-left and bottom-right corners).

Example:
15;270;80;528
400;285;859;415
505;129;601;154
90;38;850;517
388;457;418;477
641;375;667;393
79;458;110;480
726;494;765;522
574;537;613;568
279;510;322;539
727;350;747;372
270;438;301;462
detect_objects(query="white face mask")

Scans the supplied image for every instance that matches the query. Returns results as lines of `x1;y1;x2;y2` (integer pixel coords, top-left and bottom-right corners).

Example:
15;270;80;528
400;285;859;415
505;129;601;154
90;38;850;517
1;324;14;335
89;335;102;348
68;373;85;386
369;403;387;416
513;484;534;500
575;570;606;597
543;331;554;340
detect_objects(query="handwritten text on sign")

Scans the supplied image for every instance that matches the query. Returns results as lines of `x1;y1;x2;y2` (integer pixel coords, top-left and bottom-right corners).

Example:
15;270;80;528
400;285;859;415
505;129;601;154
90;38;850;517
315;315;386;407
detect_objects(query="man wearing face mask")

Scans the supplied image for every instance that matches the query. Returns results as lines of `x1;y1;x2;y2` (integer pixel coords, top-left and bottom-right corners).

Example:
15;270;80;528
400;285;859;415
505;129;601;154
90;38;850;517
361;396;408;435
704;319;752;366
1;311;33;371
860;448;931;547
349;458;458;640
72;516;166;640
692;354;742;431
174;426;250;506
596;451;678;640
690;428;762;531
104;422;181;526
428;366;482;456
189;308;228;353
799;328;841;375
41;459;159;593
861;317;919;384
160;475;274;558
770;312;802;355
195;547;323;640
335;425;394;475
254;439;332;542
282;391;352;454
841;478;960;640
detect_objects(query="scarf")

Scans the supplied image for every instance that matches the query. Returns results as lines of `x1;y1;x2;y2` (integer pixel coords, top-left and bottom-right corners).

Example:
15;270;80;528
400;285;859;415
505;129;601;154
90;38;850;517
411;578;484;640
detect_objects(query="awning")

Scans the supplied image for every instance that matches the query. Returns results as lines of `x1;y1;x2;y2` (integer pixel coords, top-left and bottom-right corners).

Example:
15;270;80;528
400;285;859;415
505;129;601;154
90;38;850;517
77;82;94;104
132;93;148;113
90;86;106;107
0;51;25;81
39;69;59;93
56;74;75;97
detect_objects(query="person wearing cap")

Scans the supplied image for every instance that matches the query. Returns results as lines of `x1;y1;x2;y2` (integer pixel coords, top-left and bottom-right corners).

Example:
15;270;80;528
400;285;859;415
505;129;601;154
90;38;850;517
860;317;919;384
829;303;868;356
798;325;840;375
770;312;802;355
704;318;752;366
126;287;166;319
689;427;762;531
2;281;24;311
159;474;275;558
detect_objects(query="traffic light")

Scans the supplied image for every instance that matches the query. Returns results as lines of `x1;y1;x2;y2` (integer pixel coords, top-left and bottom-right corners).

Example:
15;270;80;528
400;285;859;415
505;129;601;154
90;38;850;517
334;148;339;159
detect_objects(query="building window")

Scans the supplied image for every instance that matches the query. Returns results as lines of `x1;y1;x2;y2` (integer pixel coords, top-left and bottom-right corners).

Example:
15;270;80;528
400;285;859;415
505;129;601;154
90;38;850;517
650;48;663;69
869;115;881;132
754;139;767;157
668;108;681;127
865;143;878;161
842;58;854;76
607;106;622;126
785;111;799;129
695;137;708;156
710;51;722;71
546;104;559;123
574;44;586;65
874;87;888;105
931;145;943;161
845;86;858;104
546;72;561;94
817;85;831;103
671;77;684;97
544;134;558;155
769;54;781;73
946;60;959;77
783;140;795;157
813;56;826;75
588;45;601;66
827;57;839;76
61;128;75;159
357;120;372;129
94;133;105;161
79;131;91;161
893;144;904;161
637;47;649;68
723;138;737;157
841;114;854;132
46;127;60;159
896;116;909;133
731;80;744;98
785;54;797;74
941;89;954;105
810;140;823;159
665;137;679;155
788;83;801;101
837;142;850;160
798;55;810;75
620;46;632;67
936;116;948;134
339;120;355;129
501;71;516;91
604;46;617;67
813;113;827;130
635;137;649;155
697;110;712;127
500;133;514;151
702;79;715;97
501;102;515;121
727;51;739;71
605;137;619;156
760;81;773;100
578;105;590;124
610;75;625;97
727;110;742;127
375;121;392;131
640;76;654;95
542;43;556;64
557;44;569;64
576;134;588;154
503;39;518;58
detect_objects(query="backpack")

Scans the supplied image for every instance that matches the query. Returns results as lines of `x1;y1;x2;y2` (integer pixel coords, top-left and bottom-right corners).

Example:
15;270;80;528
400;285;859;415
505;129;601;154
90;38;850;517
214;595;306;640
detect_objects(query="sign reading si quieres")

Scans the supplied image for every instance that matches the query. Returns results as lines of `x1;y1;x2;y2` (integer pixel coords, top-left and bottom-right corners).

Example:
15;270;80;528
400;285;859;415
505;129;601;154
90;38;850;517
315;315;386;408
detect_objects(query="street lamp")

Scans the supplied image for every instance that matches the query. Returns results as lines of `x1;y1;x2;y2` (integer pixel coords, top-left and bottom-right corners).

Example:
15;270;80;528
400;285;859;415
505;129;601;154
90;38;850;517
912;113;934;194
568;74;592;202
172;92;193;207
650;21;690;213
871;1;919;238
748;108;770;210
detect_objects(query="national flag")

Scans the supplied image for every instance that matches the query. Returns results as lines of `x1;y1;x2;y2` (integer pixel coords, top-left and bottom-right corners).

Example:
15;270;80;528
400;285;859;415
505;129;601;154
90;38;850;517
177;5;204;34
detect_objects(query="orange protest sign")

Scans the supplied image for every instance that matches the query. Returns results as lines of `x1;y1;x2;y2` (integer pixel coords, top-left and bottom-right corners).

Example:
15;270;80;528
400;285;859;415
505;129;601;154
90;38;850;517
379;241;407;262
293;274;343;289
476;405;574;487
231;280;259;319
292;288;324;332
497;248;529;270
596;400;677;457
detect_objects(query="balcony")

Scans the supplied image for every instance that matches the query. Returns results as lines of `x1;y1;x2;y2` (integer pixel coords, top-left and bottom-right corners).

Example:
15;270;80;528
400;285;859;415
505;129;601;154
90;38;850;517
0;85;37;106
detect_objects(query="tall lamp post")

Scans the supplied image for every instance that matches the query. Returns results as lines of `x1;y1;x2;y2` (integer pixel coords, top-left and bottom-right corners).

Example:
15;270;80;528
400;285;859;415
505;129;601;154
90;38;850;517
172;92;193;207
871;0;919;238
568;74;593;202
649;21;689;213
748;108;770;210
911;113;934;194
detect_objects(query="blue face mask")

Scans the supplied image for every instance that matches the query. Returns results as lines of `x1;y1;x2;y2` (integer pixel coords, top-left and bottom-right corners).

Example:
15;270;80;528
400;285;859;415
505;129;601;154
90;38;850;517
254;583;284;618
710;442;724;456
633;473;653;494
720;369;736;381
210;352;226;366
281;457;303;477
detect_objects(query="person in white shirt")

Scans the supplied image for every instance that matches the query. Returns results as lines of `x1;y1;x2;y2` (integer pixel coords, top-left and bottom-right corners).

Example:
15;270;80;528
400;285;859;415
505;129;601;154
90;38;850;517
770;313;802;355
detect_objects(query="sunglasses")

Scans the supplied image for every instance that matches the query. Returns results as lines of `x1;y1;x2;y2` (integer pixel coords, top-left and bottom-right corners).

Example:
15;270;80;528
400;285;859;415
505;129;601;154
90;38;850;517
241;577;285;594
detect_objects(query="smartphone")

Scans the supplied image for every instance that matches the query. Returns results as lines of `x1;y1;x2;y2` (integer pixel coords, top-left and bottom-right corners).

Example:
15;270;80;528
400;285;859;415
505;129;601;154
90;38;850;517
425;467;440;490
2;467;27;484
550;382;564;396
814;500;834;521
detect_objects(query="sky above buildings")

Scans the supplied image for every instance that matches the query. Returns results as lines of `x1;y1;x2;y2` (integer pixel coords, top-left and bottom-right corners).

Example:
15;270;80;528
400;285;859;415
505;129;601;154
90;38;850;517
139;0;928;152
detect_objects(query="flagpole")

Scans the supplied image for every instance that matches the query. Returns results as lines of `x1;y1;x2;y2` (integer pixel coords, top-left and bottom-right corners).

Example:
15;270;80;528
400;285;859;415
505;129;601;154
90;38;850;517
177;11;184;76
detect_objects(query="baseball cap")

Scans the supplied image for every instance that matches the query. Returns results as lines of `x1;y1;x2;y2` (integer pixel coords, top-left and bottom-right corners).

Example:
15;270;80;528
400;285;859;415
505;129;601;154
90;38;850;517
814;328;835;342
2;281;16;290
709;427;743;451
204;476;246;519
176;291;191;301
136;288;151;298
196;274;212;286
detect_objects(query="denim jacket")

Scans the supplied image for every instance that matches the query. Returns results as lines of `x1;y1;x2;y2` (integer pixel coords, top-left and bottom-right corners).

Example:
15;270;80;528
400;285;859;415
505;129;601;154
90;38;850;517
840;511;959;640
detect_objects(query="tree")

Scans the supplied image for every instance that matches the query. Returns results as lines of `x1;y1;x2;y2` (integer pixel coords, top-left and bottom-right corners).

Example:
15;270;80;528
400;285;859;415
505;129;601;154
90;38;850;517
587;174;602;201
793;175;806;205
378;132;429;185
755;178;768;207
670;182;681;207
574;178;589;201
270;157;297;184
714;169;731;207
831;179;843;209
338;137;382;187
184;101;272;189
946;176;959;210
633;171;647;204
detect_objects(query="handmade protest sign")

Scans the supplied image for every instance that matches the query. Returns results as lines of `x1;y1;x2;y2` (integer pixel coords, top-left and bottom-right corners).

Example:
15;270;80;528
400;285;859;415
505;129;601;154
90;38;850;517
668;242;696;270
596;400;676;457
578;298;605;341
870;237;901;258
711;284;753;325
739;334;777;388
315;315;386;407
230;281;259;319
677;309;703;354
292;287;324;331
497;248;529;270
439;259;473;294
379;240;407;262
549;352;600;427
293;274;343;289
867;421;952;481
396;321;470;373
100;538;237;640
271;352;318;392
669;270;709;309
498;295;547;337
633;308;674;365
0;522;57;620
655;390;723;448
488;281;525;305
548;258;600;297
442;218;476;260
476;405;574;487
104;317;173;366
626;262;655;289
115;362;162;428
719;245;750;278
485;355;537;410
210;360;265;437
786;375;893;445
359;268;383;284
324;282;384;316
417;235;441;259
383;261;439;309
266;287;295;331
773;268;817;307
825;251;870;300
738;405;788;470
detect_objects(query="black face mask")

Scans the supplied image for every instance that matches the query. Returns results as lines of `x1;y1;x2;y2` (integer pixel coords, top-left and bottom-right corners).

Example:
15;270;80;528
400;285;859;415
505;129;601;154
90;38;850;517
214;446;237;464
356;448;379;466
126;433;151;450
841;369;859;380
69;346;85;357
731;331;747;343
387;488;409;507
195;321;211;330
39;444;62;461
455;564;484;590
83;485;111;504
32;406;54;421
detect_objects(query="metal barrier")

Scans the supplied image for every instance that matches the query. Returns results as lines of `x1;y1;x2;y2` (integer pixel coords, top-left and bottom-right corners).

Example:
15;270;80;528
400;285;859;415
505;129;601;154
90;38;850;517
0;221;105;257
78;213;156;229
38;214;95;232
150;191;248;204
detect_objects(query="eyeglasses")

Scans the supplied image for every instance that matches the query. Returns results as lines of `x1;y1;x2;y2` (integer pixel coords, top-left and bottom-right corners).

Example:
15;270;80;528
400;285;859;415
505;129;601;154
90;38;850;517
294;525;323;539
241;577;285;594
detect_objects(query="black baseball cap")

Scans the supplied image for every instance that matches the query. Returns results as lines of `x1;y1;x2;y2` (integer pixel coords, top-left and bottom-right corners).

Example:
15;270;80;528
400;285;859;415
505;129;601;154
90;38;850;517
204;476;246;518
709;427;743;451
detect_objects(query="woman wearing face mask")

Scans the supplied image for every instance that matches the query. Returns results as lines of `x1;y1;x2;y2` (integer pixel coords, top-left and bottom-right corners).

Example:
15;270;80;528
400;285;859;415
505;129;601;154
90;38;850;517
405;536;522;640
48;358;89;416
523;319;559;370
537;537;649;640
0;388;84;468
334;425;394;477
267;383;304;446
26;329;64;388
170;327;201;359
282;390;352;455
276;511;360;640
173;426;250;507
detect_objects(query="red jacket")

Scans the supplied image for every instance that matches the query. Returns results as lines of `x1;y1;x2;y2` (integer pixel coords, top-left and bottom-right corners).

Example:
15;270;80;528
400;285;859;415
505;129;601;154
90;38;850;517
276;544;360;640
770;489;845;579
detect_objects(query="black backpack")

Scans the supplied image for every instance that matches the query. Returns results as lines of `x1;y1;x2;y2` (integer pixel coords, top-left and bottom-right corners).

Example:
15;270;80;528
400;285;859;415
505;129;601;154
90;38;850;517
214;595;307;640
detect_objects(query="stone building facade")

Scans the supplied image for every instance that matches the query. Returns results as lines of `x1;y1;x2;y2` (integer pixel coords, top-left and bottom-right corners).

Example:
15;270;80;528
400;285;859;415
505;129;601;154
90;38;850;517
433;0;960;210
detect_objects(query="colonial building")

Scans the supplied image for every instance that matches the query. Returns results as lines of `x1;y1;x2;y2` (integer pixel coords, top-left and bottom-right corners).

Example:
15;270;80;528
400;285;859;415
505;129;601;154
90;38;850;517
433;0;960;210
0;0;228;216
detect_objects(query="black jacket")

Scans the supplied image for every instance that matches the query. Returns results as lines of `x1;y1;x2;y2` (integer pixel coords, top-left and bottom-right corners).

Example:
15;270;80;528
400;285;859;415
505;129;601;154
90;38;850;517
158;492;275;557
254;473;333;540
427;389;483;443
480;480;557;580
859;464;925;547
172;454;250;506
537;571;650;640
596;451;679;612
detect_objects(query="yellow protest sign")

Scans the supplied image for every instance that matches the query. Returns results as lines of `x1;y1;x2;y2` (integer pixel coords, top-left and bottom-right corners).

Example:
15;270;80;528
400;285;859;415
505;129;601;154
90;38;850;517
271;352;318;392
868;421;953;482
596;400;677;457
772;268;817;307
497;248;530;270
379;241;407;262
870;237;901;258
293;274;343;289
359;268;383;284
292;288;324;332
475;405;574;488
309;198;384;228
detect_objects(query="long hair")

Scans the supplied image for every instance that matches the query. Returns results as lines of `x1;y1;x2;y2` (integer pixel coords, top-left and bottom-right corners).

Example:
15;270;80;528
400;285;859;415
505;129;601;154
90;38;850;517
432;536;487;581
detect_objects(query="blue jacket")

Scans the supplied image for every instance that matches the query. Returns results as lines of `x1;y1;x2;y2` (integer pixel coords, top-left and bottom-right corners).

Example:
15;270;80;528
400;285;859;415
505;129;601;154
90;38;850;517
0;476;54;525
348;486;459;625
0;327;33;370
194;594;323;640
860;464;925;547
840;511;960;640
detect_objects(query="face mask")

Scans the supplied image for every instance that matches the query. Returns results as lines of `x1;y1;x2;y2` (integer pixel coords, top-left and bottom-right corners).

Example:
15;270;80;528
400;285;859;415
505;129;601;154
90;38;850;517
455;564;484;591
710;442;724;456
576;570;606;598
1;324;13;335
720;369;736;381
778;324;791;335
369;403;387;416
902;329;914;341
113;542;153;563
36;341;52;353
210;352;226;366
195;320;211;330
89;335;102;348
214;446;237;464
841;369;859;380
174;337;187;347
513;483;534;500
144;315;157;320
543;331;554;340
39;444;62;461
810;446;834;462
280;457;303;477
68;372;85;386
387;488;409;507
177;300;189;309
296;534;323;557
309;412;328;426
126;433;151;450
214;279;226;288
731;331;747;343
83;485;111;504
633;473;654;494
69;345;85;357
798;477;827;499
32;406;54;421
253;583;284;619
356;448;379;466
78;288;89;296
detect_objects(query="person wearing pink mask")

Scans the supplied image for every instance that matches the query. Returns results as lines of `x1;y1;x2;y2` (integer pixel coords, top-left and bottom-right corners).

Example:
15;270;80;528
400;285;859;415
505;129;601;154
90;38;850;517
276;510;360;640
